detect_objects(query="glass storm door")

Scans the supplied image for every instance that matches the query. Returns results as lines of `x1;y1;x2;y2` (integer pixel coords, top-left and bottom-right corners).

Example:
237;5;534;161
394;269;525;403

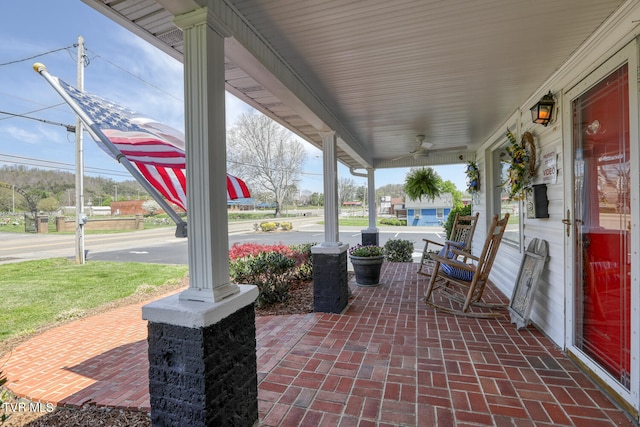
571;63;631;388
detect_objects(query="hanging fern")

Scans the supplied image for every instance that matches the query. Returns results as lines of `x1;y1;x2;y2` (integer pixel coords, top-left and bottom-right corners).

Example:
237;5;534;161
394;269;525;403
404;167;441;201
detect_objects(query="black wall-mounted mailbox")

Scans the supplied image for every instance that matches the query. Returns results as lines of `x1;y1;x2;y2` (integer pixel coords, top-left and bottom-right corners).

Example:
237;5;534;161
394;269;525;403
526;184;549;219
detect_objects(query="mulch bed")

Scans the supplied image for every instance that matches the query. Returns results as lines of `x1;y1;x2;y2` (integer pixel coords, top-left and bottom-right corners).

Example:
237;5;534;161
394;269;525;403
254;278;314;316
3;403;151;427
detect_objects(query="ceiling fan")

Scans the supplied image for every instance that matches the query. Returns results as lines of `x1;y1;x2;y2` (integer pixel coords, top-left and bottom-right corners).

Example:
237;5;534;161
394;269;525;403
391;135;467;161
391;135;433;161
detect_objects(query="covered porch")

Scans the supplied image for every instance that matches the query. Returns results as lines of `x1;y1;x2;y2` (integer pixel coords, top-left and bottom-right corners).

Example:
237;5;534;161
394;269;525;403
69;0;640;423
0;263;633;425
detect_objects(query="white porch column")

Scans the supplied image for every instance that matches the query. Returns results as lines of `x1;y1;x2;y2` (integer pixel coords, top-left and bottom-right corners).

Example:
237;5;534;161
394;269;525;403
312;131;349;313
320;131;340;244
176;8;238;303
361;168;379;246
142;8;259;427
366;168;377;230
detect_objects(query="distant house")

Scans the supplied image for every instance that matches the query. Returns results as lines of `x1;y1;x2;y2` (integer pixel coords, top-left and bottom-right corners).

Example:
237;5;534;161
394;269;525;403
111;200;144;215
379;196;405;215
227;198;255;210
404;193;453;226
379;196;391;214
390;197;404;215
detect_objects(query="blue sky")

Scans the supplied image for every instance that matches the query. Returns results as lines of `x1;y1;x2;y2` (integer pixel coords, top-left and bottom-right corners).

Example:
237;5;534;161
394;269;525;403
1;0;466;195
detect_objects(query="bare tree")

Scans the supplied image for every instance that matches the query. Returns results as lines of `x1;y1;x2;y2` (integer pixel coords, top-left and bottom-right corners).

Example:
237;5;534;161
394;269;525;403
227;111;307;217
338;177;357;206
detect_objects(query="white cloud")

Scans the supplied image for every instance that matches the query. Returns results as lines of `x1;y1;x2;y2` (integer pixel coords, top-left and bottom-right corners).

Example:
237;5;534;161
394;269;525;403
2;125;53;146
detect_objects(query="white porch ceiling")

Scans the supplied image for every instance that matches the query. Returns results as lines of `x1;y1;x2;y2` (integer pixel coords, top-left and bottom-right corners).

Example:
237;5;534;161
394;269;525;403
82;0;625;170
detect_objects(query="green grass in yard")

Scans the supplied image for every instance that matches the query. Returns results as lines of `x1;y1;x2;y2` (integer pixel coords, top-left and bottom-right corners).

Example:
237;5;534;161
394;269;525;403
337;218;369;226
0;258;188;341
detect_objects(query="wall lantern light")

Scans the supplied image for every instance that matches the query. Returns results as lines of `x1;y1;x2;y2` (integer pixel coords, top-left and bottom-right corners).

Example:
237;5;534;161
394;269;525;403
530;91;555;126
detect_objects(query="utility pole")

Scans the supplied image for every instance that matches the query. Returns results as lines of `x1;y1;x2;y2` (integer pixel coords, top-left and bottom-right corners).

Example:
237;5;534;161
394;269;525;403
75;36;86;264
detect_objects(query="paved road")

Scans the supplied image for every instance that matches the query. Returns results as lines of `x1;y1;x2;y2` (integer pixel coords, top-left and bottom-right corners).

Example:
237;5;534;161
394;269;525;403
0;216;446;265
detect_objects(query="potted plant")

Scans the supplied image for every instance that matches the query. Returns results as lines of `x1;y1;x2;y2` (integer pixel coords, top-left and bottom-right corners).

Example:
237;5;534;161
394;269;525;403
349;244;385;287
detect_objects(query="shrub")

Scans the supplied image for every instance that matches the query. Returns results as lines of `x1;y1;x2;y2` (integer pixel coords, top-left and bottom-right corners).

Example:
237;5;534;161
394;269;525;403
260;221;277;232
229;242;292;260
279;221;292;230
289;242;316;280
384;239;414;262
228;242;317;305
380;218;396;226
380;218;407;226
444;204;472;240
230;251;296;306
229;242;314;274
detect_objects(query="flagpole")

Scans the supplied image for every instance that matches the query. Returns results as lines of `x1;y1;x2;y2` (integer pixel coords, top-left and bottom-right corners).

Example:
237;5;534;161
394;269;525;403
75;36;86;264
34;62;188;238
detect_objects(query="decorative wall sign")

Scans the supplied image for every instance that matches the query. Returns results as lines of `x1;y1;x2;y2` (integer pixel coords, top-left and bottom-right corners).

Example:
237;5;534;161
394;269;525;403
508;238;549;330
541;149;557;184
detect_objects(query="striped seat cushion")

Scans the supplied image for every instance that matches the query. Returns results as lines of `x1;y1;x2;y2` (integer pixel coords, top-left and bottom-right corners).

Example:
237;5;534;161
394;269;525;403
441;263;474;281
437;241;464;259
438;242;474;281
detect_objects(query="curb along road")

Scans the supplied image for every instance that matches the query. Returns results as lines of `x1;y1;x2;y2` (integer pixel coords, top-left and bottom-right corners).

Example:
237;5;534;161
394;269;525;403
0;215;444;264
0;215;325;264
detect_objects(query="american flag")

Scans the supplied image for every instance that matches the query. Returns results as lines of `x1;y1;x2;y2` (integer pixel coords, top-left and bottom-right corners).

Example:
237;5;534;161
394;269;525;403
56;78;250;211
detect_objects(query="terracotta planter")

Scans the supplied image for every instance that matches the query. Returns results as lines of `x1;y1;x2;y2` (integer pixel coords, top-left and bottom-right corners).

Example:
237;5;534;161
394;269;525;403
350;255;384;287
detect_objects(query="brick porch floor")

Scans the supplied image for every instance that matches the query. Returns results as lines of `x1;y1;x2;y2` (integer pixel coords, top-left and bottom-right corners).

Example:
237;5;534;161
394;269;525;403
0;262;636;426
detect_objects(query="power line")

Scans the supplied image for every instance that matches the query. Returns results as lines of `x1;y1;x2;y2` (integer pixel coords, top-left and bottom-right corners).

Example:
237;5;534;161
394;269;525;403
0;110;75;132
86;49;183;103
0;153;131;178
0;44;78;67
0;102;67;122
1;41;182;117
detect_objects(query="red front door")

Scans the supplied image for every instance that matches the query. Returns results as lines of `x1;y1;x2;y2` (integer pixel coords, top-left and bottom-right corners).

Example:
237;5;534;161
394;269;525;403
572;63;631;387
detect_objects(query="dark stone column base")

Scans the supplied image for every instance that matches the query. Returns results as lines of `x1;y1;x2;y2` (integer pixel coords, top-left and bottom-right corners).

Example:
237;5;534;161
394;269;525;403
311;243;349;313
361;229;379;246
144;289;259;427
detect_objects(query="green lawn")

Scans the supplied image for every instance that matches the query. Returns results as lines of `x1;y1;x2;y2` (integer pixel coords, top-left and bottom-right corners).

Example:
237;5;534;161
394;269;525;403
0;259;188;341
337;218;371;226
321;218;397;227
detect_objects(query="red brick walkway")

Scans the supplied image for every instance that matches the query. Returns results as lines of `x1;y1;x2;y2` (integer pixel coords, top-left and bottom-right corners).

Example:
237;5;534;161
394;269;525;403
1;263;635;426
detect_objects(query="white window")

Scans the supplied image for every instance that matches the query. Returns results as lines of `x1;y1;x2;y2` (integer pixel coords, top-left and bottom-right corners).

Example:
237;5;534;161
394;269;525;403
493;138;521;248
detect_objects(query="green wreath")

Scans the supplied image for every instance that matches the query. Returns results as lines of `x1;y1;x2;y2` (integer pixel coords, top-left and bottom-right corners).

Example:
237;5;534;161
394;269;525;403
465;161;479;193
501;130;536;201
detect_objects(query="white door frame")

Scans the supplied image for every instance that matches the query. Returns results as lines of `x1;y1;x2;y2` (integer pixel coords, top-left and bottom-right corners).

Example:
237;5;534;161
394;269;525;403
563;39;640;414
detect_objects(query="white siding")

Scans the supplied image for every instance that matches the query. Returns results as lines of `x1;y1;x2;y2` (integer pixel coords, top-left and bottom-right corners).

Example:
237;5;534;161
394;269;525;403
470;0;640;349
471;121;566;346
518;123;566;345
